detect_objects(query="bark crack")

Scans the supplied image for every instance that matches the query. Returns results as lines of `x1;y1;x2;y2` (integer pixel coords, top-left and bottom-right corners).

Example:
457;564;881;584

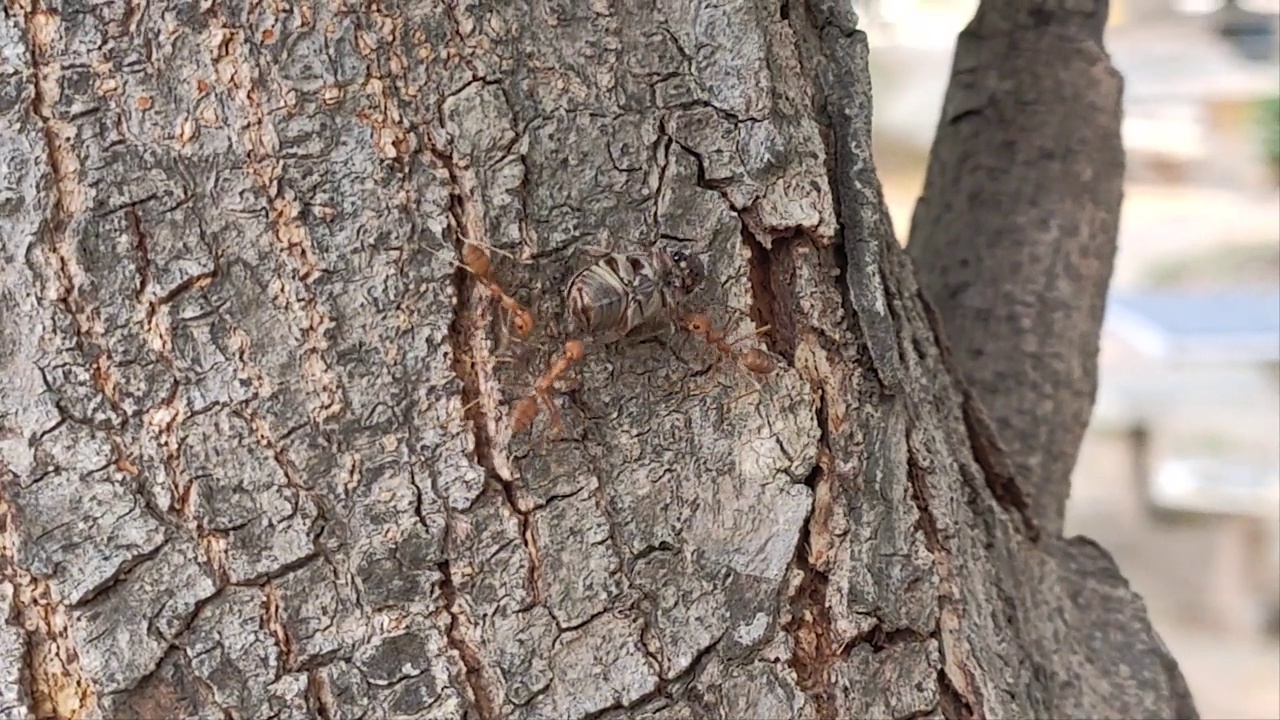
261;581;299;676
127;206;153;306
123;206;224;560
741;225;805;361
652;120;674;236
905;443;984;720
434;121;542;603
438;0;486;82
350;0;415;162
851;622;932;652
720;174;838;719
305;668;336;720
129;204;221;379
197;531;230;587
1;474;98;720
579;634;724;720
19;0;130;447
437;561;498;720
733;211;843;719
668;135;794;363
6;7;102;717
69;541;166;610
792;0;904;394
443;197;542;595
785;385;839;720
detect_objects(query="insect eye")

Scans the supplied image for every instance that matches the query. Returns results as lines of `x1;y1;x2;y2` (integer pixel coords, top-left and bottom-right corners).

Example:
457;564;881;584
671;250;688;265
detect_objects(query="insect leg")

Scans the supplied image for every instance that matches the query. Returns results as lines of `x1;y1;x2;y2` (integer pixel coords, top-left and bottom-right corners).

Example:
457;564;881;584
436;397;482;431
576;243;616;258
538;391;566;435
725;324;777;376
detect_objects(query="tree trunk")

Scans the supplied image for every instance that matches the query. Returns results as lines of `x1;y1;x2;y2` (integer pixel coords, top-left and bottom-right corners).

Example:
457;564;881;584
906;0;1125;536
0;1;1195;720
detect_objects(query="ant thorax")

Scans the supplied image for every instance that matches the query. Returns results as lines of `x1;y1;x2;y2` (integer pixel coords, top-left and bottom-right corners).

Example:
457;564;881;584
564;244;706;340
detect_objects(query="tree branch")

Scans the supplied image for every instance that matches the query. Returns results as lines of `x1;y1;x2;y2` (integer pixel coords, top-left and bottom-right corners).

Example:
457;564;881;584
906;0;1125;534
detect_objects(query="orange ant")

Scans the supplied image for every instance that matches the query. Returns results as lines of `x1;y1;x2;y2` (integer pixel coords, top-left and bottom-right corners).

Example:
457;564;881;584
681;313;776;376
511;339;585;434
459;241;535;340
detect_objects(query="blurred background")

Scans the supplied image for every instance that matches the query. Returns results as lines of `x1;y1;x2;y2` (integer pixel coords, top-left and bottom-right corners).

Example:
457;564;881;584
862;0;1280;716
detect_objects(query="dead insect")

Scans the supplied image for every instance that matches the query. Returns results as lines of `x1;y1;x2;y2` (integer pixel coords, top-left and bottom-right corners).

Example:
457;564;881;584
511;243;773;434
563;244;706;340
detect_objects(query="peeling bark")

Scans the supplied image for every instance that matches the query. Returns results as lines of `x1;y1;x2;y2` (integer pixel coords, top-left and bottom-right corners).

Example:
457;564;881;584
0;0;1195;719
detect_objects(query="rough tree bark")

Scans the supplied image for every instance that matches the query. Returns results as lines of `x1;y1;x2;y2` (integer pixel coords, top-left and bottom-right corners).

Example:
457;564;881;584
906;0;1125;536
0;0;1196;719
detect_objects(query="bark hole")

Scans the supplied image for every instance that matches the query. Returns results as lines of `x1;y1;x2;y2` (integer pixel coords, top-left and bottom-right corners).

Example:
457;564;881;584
742;227;801;362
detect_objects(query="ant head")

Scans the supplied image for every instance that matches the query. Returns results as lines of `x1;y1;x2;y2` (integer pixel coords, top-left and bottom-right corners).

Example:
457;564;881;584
683;313;711;334
663;246;706;297
511;310;535;339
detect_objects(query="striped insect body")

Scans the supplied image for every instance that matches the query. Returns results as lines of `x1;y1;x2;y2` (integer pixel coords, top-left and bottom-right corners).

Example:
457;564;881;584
564;246;705;340
512;243;773;435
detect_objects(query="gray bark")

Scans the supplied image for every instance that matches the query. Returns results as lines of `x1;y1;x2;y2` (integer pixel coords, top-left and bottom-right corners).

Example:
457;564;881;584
0;1;1194;720
906;0;1125;536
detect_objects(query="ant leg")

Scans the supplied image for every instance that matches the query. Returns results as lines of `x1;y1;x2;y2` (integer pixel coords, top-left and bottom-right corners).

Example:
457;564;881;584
512;395;540;435
539;391;567;438
426;239;518;277
726;323;772;349
576;244;615;258
655;329;695;370
725;325;776;377
492;299;536;348
702;315;775;376
664;310;702;360
437;398;481;431
493;287;535;339
728;384;764;406
657;309;694;361
670;312;722;394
